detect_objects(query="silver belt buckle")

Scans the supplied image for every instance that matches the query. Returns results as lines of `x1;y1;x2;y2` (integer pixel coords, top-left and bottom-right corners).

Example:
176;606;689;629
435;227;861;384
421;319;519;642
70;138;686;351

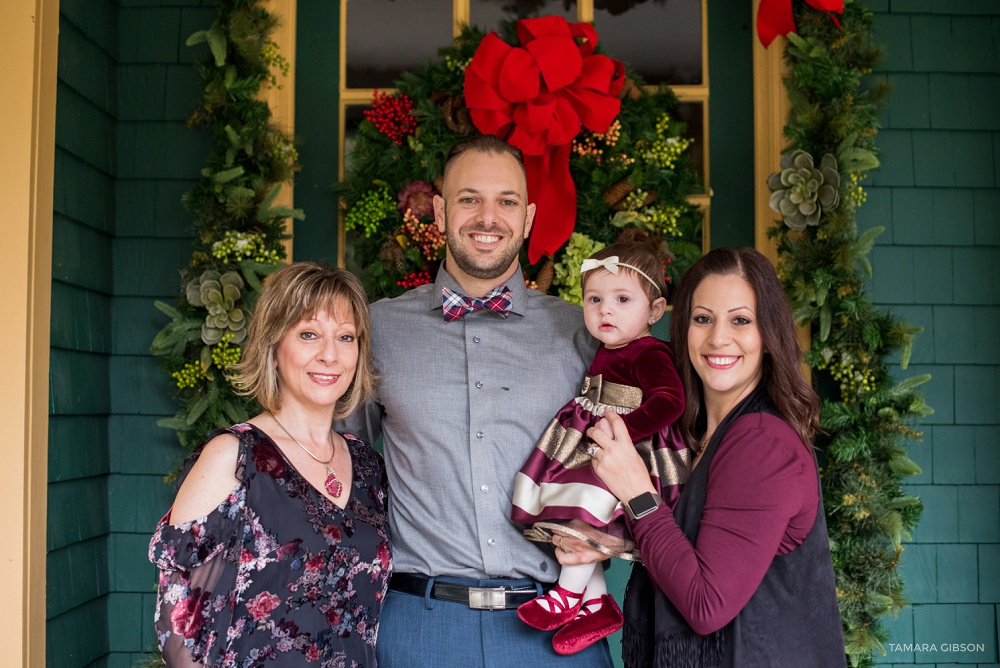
468;586;507;610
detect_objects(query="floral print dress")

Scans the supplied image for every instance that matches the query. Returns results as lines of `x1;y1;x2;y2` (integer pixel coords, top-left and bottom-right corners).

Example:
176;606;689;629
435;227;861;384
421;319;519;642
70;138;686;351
149;423;391;667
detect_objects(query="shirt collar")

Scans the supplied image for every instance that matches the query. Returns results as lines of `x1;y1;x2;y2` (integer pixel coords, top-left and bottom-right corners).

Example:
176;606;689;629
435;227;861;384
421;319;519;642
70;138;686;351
429;262;527;316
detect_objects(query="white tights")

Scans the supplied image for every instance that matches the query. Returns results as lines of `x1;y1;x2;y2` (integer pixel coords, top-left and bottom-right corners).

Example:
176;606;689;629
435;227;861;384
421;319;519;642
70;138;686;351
536;562;607;612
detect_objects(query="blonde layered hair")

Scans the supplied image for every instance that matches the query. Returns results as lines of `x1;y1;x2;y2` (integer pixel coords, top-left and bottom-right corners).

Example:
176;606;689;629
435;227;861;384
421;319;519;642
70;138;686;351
231;262;376;418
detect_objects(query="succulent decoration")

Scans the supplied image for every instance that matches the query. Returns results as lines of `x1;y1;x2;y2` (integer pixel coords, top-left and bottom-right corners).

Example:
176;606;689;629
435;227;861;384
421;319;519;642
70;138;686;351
339;22;703;303
150;0;300;452
768;149;840;230
186;270;251;345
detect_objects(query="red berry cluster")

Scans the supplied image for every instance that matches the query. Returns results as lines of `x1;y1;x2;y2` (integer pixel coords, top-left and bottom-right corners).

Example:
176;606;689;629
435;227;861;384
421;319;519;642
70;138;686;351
364;90;418;145
397;271;432;289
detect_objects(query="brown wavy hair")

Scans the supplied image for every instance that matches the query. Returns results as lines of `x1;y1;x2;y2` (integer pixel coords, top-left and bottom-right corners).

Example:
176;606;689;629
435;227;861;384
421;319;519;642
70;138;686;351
230;262;377;419
668;247;819;449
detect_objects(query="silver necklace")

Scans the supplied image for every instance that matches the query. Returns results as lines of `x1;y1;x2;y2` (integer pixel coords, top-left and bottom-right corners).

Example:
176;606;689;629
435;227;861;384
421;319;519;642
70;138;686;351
268;411;343;498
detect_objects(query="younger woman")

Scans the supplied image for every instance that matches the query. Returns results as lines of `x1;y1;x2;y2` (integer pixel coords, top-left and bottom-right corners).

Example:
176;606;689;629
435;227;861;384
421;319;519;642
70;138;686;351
572;247;846;667
511;242;689;655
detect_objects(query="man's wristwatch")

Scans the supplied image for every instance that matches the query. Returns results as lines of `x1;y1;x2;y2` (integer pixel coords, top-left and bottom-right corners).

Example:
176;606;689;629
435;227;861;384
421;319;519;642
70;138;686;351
625;492;663;521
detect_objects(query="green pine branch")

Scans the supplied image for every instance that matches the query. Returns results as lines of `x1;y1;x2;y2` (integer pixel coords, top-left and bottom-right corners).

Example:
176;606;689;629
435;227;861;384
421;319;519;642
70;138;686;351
150;0;298;457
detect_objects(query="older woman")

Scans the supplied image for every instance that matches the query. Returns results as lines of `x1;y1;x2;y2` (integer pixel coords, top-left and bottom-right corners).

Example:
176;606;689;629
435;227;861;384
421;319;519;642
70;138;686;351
149;262;391;667
567;247;845;667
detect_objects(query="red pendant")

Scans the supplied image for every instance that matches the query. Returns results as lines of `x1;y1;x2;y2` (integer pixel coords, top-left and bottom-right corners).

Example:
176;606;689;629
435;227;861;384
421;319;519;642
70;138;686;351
325;473;343;498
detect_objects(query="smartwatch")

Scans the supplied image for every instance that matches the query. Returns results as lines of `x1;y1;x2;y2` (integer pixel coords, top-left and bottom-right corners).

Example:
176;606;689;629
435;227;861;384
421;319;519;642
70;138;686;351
625;492;663;521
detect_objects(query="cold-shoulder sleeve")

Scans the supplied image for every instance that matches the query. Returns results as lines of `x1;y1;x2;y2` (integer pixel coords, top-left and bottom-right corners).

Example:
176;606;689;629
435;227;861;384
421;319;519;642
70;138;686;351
619;342;685;441
148;436;248;666
628;413;818;635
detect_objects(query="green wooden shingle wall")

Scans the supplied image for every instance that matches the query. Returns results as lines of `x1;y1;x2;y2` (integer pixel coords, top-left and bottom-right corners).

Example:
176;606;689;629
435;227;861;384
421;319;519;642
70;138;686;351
109;1;215;663
48;0;214;665
289;0;341;265
48;1;118;664
862;1;1000;666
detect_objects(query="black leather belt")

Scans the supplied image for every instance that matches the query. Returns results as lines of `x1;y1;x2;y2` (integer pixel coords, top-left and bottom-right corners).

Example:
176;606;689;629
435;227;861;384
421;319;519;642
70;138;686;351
389;573;539;610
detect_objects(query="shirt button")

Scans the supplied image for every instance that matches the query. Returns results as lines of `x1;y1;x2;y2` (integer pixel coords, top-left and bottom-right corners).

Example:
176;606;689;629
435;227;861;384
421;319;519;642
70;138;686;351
487;539;496;547
473;336;481;343
476;431;484;439
476;381;483;389
481;484;489;493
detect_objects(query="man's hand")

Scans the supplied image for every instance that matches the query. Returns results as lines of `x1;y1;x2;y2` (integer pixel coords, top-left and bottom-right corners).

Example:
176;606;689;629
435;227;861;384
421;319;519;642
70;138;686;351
552;531;610;566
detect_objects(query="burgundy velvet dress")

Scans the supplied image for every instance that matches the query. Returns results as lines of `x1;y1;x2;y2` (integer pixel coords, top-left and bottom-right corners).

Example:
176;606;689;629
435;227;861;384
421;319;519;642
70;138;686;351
511;336;688;556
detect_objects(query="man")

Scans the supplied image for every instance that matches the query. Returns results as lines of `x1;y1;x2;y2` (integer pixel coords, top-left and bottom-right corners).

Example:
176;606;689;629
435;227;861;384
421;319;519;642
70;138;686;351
344;135;609;666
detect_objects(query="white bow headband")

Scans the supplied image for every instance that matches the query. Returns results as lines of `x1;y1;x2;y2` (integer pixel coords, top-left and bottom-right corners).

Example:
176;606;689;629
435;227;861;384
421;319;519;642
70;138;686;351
580;256;662;296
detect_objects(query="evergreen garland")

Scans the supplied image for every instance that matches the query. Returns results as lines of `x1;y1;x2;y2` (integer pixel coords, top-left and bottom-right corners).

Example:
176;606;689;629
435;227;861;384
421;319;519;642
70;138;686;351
768;3;931;665
339;23;703;303
150;0;301;454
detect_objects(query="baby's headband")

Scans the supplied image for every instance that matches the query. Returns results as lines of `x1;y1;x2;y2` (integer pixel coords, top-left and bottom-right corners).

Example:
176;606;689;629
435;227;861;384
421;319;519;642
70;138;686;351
580;256;662;296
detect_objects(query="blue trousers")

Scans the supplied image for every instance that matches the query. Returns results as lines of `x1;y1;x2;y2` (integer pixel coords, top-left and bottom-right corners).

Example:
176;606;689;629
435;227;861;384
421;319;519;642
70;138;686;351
376;576;614;668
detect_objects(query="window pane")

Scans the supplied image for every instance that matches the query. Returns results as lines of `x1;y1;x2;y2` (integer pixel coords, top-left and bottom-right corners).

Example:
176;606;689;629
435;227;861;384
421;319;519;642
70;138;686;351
346;0;454;89
593;0;702;86
470;0;577;29
674;101;705;190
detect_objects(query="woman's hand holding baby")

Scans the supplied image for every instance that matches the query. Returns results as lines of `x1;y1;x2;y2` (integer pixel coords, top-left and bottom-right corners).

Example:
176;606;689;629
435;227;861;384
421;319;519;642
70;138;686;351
586;411;657;509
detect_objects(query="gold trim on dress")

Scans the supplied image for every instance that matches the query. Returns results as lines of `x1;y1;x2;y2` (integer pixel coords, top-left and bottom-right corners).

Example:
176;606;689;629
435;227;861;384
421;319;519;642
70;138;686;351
578;374;644;411
534;421;590;470
524;522;642;562
636;439;692;486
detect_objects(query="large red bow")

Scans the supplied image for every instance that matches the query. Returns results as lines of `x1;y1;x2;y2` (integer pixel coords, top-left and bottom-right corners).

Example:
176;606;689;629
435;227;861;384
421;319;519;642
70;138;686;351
465;16;625;263
757;0;843;48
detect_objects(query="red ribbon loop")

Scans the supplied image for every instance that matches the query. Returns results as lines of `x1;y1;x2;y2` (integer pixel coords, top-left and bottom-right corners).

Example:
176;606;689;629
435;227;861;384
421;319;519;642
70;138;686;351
465;16;624;263
757;0;844;48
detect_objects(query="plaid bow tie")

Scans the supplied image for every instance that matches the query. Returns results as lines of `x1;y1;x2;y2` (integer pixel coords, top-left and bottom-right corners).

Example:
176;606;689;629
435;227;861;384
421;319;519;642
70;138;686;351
442;285;512;322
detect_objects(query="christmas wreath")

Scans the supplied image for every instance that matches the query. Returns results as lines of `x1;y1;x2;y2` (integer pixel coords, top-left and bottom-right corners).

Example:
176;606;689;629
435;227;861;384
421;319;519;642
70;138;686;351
338;17;703;304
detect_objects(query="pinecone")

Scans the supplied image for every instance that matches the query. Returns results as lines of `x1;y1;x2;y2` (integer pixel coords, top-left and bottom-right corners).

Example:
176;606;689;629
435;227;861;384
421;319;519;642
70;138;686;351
534;258;555;293
442;95;475;135
378;240;406;269
603;179;635;209
618;76;643;101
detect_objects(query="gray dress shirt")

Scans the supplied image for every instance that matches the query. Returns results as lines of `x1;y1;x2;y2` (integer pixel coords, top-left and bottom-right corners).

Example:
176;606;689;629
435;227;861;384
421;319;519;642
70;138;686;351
343;265;597;581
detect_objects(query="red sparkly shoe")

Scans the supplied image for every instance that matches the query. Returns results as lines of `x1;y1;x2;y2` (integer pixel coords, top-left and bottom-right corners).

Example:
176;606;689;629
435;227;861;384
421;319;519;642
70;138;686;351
551;594;624;655
516;585;585;631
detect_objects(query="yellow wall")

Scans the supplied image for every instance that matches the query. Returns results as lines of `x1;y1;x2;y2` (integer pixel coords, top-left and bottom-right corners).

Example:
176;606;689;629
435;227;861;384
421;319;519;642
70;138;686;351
0;0;58;664
752;0;789;263
263;0;297;258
